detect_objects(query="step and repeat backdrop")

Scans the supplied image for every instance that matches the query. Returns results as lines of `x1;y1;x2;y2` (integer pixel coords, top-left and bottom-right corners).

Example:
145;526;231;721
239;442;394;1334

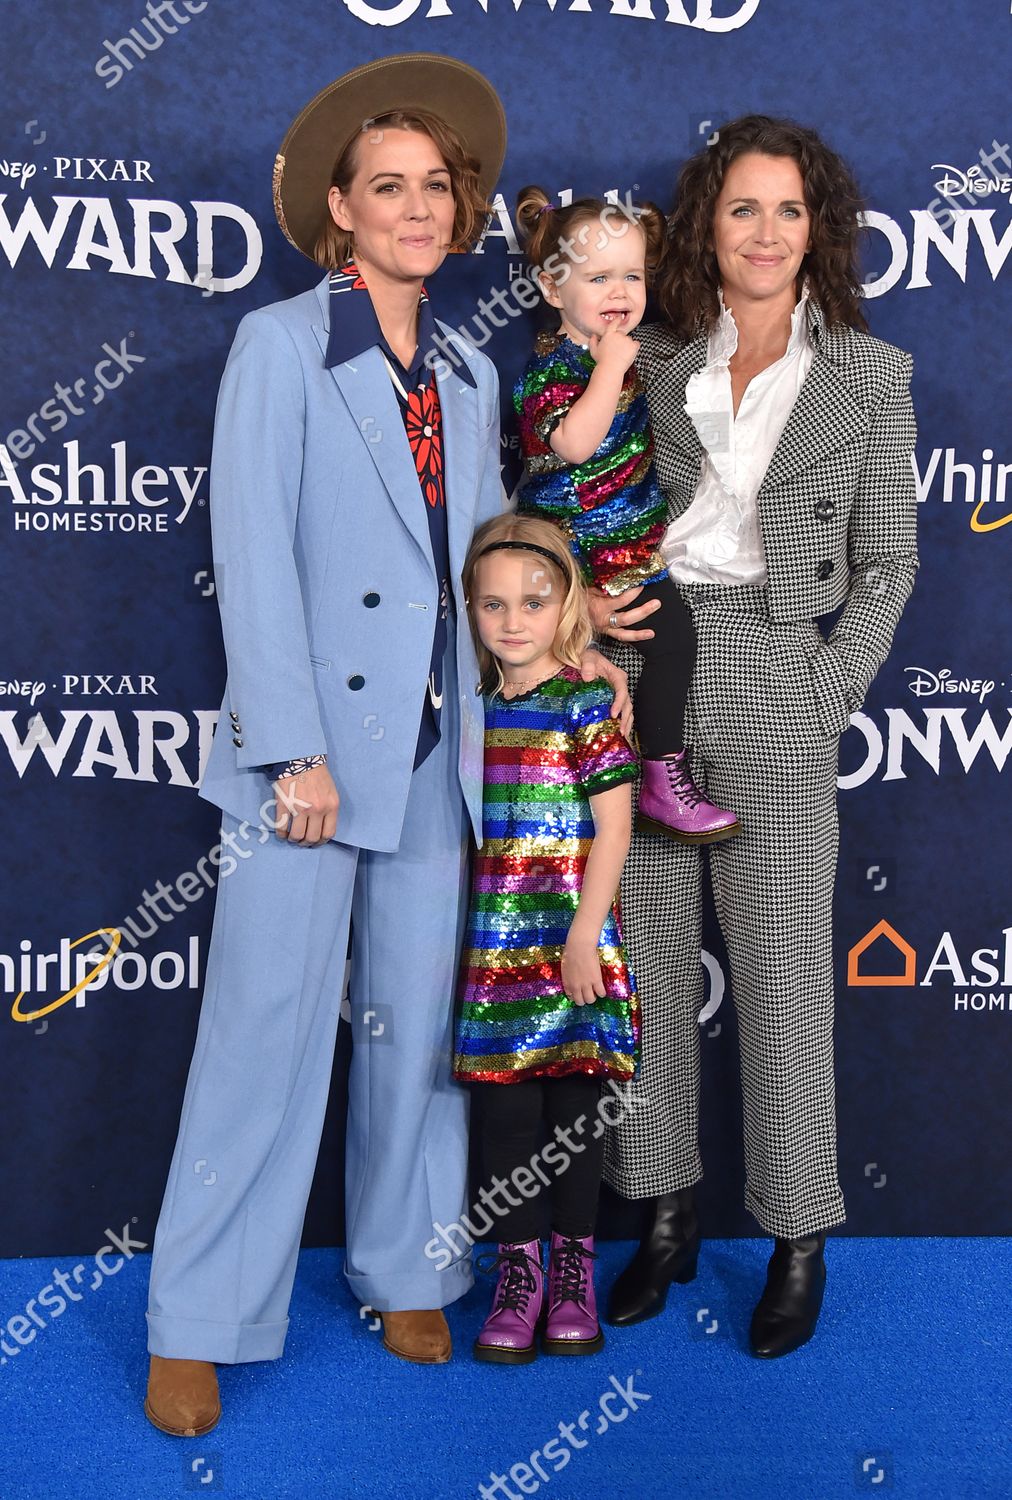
2;0;1010;1257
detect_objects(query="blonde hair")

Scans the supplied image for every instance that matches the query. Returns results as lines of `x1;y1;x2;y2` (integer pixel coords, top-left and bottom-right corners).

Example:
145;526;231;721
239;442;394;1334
314;109;491;270
463;514;592;695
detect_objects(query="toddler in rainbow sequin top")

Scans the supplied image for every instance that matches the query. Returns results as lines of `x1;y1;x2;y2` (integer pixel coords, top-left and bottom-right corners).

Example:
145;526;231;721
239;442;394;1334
513;188;740;845
453;514;638;1363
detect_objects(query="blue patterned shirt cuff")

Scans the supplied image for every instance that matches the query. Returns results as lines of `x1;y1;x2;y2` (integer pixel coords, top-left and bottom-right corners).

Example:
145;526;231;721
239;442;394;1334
267;754;328;781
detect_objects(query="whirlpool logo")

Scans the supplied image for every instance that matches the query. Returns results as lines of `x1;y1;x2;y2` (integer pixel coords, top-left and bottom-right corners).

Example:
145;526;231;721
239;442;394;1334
6;931;201;1026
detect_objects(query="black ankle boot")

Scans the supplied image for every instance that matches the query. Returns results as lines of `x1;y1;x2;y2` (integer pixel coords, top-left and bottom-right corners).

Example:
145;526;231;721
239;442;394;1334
606;1188;701;1327
749;1232;826;1358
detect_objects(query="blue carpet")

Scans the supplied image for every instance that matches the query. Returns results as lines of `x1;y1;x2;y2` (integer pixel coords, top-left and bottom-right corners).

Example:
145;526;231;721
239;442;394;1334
1;1239;1009;1500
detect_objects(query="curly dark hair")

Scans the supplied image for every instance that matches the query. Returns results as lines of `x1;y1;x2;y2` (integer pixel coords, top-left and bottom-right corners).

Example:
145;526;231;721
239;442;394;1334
656;115;868;340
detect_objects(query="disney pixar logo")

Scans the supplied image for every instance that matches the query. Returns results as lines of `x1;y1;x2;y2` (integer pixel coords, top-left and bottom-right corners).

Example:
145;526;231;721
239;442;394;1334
903;668;998;705
932;163;1012;201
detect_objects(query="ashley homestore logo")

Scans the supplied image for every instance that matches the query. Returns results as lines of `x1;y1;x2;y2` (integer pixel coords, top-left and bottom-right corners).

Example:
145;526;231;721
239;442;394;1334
848;919;1012;1013
848;921;917;987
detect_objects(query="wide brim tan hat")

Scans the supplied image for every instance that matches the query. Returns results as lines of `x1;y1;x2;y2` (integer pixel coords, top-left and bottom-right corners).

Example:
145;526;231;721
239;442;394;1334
273;52;507;261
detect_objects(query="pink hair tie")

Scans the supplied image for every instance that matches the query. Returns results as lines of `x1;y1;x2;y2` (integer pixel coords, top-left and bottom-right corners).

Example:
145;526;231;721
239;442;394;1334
538;203;554;215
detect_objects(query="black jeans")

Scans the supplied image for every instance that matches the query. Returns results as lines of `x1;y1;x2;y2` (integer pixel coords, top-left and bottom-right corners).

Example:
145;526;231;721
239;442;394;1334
472;1075;605;1243
614;576;696;759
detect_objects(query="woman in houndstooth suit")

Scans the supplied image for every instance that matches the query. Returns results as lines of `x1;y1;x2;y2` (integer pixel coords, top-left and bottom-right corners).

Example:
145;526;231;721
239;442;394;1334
591;116;918;1357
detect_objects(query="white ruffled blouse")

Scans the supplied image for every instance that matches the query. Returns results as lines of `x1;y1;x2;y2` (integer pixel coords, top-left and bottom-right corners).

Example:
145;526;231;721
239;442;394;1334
660;286;814;587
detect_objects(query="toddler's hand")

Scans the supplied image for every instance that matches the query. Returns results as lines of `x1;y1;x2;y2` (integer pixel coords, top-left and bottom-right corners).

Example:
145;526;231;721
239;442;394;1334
561;937;607;1006
589;325;639;377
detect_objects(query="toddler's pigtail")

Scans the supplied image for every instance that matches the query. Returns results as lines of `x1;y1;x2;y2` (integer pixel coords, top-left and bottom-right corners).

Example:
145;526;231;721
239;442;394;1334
516;184;556;270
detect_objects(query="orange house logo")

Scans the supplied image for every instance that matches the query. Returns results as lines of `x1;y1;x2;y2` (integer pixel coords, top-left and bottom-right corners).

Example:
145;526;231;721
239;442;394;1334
847;920;917;987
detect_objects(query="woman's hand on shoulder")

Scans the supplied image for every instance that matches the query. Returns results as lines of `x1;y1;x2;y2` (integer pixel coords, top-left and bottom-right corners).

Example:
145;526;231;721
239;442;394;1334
579;644;633;738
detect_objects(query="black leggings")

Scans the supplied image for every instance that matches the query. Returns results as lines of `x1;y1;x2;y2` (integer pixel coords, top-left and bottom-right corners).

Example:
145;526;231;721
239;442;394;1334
613;576;696;759
473;1076;604;1243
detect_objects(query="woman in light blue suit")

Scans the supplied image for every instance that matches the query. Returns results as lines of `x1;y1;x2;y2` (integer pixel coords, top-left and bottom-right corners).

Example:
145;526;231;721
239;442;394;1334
144;55;628;1437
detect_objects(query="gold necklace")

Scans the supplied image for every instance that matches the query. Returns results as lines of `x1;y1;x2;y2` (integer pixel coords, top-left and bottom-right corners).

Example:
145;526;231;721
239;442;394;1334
501;666;564;695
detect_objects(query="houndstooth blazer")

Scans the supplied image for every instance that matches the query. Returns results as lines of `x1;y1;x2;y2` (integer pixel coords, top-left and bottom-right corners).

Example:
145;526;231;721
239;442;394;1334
635;299;919;735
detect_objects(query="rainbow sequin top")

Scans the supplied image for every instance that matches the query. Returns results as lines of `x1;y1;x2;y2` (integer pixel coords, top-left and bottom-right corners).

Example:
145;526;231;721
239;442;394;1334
453;668;640;1085
514;330;669;596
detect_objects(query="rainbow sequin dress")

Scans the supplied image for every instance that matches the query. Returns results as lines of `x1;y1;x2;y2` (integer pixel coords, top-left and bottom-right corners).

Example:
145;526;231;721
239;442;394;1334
453;669;641;1084
513;330;668;596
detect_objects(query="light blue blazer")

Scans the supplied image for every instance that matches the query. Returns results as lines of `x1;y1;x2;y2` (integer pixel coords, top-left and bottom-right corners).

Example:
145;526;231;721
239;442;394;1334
198;271;503;852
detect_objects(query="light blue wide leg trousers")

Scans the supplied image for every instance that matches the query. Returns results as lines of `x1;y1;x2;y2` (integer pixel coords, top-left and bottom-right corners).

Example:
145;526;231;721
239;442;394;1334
146;677;473;1363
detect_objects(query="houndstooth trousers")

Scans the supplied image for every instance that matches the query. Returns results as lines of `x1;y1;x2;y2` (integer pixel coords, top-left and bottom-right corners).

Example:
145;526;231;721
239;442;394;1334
603;583;847;1239
597;308;919;1240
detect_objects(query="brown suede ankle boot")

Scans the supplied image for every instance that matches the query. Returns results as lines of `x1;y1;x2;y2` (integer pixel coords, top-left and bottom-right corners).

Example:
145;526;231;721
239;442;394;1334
145;1355;221;1436
380;1309;452;1363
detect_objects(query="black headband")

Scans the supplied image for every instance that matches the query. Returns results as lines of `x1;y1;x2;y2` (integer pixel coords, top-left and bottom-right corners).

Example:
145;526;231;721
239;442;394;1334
477;540;568;570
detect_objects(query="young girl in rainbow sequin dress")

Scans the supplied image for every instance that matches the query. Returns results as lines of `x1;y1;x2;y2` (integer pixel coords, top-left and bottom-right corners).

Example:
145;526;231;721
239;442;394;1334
513;188;740;843
453;513;638;1363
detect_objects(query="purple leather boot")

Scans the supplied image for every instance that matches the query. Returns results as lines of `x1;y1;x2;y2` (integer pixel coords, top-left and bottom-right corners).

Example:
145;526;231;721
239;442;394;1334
474;1240;544;1364
637;752;741;845
542;1232;605;1356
